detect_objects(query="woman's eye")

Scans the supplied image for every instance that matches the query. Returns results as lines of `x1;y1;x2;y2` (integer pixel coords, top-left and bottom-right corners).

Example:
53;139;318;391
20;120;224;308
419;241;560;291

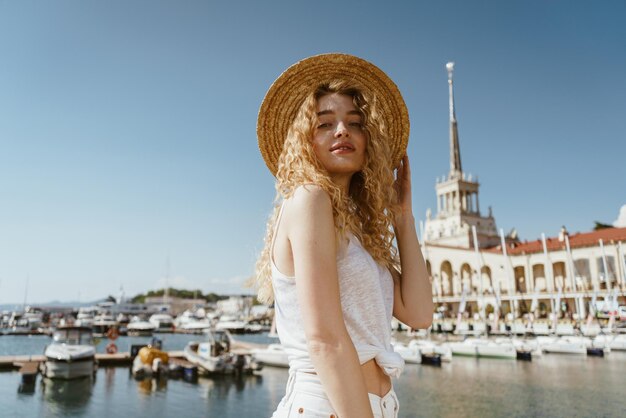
317;123;331;129
349;122;363;128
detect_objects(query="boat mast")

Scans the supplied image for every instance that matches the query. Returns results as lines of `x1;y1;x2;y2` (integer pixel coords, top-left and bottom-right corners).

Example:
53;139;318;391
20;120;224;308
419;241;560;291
500;229;517;318
471;226;486;321
541;233;557;323
564;234;584;319
599;239;612;292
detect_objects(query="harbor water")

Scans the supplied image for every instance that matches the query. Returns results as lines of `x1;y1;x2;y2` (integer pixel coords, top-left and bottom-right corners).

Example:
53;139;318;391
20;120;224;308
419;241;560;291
1;333;625;417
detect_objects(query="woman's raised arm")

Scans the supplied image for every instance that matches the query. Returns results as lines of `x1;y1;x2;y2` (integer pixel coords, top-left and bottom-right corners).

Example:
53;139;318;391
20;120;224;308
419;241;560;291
285;185;374;418
391;155;434;329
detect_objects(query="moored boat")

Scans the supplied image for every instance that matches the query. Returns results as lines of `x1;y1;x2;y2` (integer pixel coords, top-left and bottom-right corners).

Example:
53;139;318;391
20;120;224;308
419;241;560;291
445;338;517;359
42;326;97;380
250;343;290;368
184;330;263;375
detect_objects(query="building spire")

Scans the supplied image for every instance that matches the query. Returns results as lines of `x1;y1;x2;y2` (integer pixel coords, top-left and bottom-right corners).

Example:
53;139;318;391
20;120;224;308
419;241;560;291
447;62;463;179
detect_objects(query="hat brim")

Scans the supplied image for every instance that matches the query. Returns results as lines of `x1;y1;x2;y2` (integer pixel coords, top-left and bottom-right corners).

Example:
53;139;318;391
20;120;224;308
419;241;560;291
257;53;410;176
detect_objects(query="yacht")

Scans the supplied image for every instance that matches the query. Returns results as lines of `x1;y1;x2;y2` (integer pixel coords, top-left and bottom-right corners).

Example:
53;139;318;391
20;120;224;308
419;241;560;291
393;340;444;365
42;326;97;379
92;313;117;337
149;313;175;333
250;343;290;368
214;314;247;334
445;338;517;359
537;336;587;355
127;316;156;336
175;310;211;333
593;334;626;351
184;330;263;375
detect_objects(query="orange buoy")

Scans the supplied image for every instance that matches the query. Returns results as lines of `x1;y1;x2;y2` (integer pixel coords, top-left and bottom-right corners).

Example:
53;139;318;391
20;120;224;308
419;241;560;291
106;327;119;341
106;342;118;354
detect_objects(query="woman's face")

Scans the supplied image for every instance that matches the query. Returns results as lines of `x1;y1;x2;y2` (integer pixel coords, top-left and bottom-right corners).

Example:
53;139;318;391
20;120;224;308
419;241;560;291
311;93;367;181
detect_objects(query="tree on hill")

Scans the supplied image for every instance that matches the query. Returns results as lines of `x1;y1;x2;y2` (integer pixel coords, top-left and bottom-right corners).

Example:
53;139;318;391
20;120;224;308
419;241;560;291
130;288;230;304
594;221;613;230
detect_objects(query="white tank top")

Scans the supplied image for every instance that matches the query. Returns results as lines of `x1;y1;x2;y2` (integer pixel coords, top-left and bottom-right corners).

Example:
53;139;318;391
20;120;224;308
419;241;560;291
270;202;405;378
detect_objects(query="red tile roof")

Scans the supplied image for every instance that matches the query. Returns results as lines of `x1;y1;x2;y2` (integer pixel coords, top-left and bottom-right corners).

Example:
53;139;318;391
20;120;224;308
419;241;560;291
483;227;626;255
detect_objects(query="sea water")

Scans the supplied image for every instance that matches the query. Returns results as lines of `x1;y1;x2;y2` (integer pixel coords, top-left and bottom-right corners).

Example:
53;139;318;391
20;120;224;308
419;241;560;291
1;333;625;418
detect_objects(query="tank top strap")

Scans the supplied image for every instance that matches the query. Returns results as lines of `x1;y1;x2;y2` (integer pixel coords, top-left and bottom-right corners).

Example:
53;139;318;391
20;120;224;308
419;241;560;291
270;200;287;268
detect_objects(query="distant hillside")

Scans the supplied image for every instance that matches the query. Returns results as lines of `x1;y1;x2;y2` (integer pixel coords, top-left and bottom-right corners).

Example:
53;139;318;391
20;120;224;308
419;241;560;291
130;288;230;304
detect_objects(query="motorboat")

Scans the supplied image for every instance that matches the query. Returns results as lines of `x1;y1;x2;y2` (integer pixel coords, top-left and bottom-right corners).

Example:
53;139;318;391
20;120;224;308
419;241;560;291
555;322;575;336
92;313;117;337
175;310;212;333
42;326;97;379
536;336;587;355
75;307;97;328
509;321;528;335
214;315;247;334
131;345;170;378
530;322;551;336
393;341;442;366
497;337;543;357
580;323;602;337
407;339;452;362
149;313;175;333
184;330;263;375
127;316;156;336
250;343;290;368
445;338;517;359
593;334;626;351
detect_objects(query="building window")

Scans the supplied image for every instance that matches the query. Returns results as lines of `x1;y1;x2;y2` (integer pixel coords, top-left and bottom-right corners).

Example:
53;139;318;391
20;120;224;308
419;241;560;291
597;256;616;289
573;259;592;291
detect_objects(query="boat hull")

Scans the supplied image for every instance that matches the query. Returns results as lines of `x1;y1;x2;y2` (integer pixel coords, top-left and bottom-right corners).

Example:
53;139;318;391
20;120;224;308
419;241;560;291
43;357;96;380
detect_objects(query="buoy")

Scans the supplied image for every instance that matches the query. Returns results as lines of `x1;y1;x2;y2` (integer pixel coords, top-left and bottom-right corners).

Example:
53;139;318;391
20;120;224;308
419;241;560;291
106;327;119;341
106;342;118;354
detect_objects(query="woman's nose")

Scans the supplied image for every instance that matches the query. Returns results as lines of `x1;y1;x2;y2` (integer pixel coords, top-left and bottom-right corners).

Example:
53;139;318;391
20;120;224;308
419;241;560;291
334;122;349;137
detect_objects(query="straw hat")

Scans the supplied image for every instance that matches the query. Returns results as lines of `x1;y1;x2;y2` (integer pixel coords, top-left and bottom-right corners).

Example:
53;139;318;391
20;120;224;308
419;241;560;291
257;53;410;176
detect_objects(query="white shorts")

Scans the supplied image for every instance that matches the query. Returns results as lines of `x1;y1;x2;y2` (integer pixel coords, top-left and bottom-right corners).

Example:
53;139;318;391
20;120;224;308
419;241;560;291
270;371;399;418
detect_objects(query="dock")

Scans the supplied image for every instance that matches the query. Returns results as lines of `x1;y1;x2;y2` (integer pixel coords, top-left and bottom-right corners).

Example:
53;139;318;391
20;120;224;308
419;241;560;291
0;351;186;372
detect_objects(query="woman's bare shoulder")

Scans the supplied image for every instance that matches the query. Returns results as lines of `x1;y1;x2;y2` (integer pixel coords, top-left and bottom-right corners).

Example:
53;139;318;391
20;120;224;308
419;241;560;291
286;184;332;213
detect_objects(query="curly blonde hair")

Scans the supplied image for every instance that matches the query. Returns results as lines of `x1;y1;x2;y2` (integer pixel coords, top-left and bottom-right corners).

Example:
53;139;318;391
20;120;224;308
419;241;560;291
252;80;400;304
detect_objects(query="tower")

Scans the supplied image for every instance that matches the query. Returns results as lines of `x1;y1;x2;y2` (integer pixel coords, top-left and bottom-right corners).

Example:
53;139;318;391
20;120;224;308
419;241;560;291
424;62;500;249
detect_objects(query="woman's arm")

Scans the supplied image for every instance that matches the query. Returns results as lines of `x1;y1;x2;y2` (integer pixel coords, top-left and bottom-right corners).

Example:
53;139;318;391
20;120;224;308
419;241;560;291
392;156;434;329
286;185;374;418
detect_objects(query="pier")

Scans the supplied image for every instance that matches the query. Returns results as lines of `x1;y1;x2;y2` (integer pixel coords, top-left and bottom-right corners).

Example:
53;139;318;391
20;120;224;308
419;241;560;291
0;351;186;372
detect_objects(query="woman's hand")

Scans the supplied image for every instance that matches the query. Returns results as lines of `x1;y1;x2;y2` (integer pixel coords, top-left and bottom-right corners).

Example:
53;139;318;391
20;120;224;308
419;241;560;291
394;155;413;220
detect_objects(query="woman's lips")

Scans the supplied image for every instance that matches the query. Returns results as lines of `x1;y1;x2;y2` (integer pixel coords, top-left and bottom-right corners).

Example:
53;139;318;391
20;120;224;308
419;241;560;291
330;142;355;153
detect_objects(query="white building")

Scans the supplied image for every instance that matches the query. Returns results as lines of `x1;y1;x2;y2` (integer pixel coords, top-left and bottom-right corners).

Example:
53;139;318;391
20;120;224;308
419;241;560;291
422;62;626;319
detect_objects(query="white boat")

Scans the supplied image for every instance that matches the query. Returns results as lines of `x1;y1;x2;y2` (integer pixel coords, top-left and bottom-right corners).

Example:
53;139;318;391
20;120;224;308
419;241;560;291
445;338;517;359
496;337;543;357
42;326;97;379
509;321;528;335
593;334;626;351
92;314;117;337
537;336;587;355
215;315;247;334
250;343;290;368
75;307;97;328
580;323;602;337
555;323;575;336
184;330;262;375
531;322;551;336
149;314;175;333
408;339;452;362
393;340;445;365
127;316;156;336
175;310;212;333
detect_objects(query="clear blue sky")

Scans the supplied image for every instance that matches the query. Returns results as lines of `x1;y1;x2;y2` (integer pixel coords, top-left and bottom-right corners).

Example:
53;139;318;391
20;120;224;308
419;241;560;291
1;0;624;305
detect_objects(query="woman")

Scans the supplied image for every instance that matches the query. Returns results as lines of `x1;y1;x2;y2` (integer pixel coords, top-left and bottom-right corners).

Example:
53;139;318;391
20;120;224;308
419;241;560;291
254;54;433;418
